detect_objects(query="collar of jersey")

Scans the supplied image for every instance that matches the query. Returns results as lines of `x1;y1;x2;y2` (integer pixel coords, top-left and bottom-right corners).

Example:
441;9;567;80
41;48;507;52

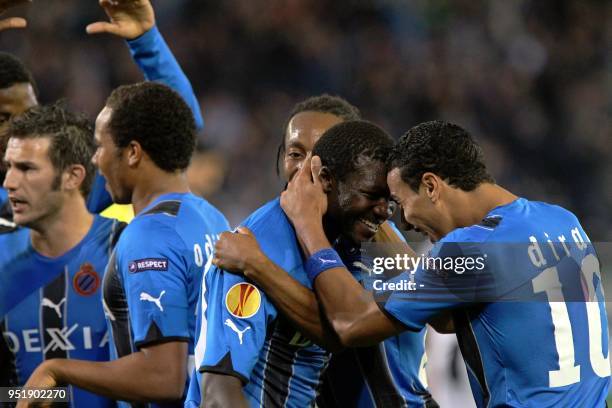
28;215;106;263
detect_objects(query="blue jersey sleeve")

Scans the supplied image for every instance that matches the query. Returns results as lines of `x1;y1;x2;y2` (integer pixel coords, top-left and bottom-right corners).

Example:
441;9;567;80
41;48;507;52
383;235;493;331
118;223;191;348
127;26;204;130
87;27;205;214
198;264;276;384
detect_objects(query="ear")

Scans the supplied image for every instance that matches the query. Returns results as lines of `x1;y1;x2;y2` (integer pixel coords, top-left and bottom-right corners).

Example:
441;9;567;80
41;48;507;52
127;140;142;168
62;164;87;192
421;172;441;203
317;166;334;194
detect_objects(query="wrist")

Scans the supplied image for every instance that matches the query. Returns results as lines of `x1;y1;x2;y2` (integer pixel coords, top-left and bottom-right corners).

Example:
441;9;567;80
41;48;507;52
244;251;270;281
43;359;63;382
127;24;158;45
294;220;329;256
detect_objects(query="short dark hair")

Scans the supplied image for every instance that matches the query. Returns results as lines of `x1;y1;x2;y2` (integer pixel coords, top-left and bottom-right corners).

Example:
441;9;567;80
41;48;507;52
105;82;196;172
8;102;95;197
0;52;38;94
276;94;361;175
388;120;494;191
313;120;394;183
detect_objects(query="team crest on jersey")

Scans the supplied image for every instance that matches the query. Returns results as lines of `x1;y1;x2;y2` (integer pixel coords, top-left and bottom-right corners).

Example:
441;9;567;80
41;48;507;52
225;283;261;319
73;263;100;296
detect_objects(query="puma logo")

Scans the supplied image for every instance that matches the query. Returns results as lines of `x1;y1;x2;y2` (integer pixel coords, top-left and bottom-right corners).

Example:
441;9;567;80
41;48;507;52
139;290;166;312
42;298;66;319
319;258;337;265
224;319;251;345
352;261;372;275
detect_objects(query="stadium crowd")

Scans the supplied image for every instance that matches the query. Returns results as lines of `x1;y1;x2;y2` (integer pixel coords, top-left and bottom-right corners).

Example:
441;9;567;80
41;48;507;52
1;0;610;235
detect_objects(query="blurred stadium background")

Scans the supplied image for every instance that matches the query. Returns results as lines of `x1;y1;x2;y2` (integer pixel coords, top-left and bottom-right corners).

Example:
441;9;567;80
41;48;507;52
1;1;610;406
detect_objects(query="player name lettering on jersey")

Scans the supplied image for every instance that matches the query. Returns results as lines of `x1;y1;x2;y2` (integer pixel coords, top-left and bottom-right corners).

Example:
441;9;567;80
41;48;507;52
3;326;109;353
528;226;589;268
128;258;169;273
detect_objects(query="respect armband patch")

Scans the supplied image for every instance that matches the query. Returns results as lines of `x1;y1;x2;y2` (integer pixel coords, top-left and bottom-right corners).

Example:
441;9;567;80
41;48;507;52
128;258;169;273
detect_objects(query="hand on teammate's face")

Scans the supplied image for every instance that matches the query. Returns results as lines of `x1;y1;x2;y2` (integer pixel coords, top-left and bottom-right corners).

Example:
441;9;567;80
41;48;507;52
86;0;155;40
280;154;327;231
0;0;30;31
212;227;262;275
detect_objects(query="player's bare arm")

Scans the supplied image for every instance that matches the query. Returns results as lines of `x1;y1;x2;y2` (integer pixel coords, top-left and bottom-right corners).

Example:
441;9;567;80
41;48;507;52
0;0;29;31
17;341;187;407
212;227;343;351
200;373;248;408
86;0;154;39
280;155;405;347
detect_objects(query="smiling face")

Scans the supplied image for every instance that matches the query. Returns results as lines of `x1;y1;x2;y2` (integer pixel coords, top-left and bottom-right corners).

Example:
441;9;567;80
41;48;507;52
282;111;343;182
387;167;447;242
326;156;393;244
92;106;131;204
3;136;64;228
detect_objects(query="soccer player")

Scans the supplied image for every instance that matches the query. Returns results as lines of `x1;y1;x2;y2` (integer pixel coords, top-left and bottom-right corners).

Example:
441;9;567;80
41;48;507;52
280;120;610;407
0;103;121;408
187;120;409;407
0;52;38;216
206;95;435;407
20;82;229;408
0;0;204;219
85;0;204;215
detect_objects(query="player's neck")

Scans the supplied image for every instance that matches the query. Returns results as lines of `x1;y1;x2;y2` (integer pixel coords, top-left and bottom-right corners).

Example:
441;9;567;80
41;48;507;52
131;170;190;215
453;183;518;228
30;196;94;258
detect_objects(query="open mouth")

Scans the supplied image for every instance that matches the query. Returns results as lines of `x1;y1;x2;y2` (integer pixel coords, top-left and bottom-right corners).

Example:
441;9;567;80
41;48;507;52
9;197;27;212
358;218;382;234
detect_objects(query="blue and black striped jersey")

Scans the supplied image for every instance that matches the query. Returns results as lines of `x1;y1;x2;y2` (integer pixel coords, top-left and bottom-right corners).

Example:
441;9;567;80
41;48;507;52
104;192;229;408
0;215;123;408
187;198;330;408
318;223;435;408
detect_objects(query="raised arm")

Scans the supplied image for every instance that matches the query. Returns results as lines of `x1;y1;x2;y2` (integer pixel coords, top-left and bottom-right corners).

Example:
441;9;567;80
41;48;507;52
86;0;204;214
212;227;343;352
86;0;203;130
0;0;29;31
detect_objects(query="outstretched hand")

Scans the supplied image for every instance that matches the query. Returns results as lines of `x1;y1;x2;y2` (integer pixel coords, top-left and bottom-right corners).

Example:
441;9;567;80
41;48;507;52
280;154;327;231
0;0;30;32
86;0;155;40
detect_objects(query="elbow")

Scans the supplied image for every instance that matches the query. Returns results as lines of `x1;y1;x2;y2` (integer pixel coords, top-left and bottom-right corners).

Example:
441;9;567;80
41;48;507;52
331;314;363;348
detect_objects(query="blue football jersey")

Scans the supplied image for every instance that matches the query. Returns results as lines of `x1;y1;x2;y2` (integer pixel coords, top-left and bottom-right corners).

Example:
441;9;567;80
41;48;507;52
103;192;229;408
0;215;123;408
318;221;433;408
383;198;610;407
186;198;330;408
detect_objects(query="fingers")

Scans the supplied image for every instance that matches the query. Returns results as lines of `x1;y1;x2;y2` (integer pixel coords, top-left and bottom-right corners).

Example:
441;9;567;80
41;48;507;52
0;17;26;31
295;153;312;184
85;21;120;35
311;155;322;187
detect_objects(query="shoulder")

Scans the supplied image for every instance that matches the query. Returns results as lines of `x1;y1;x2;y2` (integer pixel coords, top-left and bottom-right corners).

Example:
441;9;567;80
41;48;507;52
176;194;230;231
242;198;290;237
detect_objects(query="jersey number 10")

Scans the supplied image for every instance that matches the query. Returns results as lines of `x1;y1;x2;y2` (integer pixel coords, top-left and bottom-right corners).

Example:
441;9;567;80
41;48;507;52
532;253;610;387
